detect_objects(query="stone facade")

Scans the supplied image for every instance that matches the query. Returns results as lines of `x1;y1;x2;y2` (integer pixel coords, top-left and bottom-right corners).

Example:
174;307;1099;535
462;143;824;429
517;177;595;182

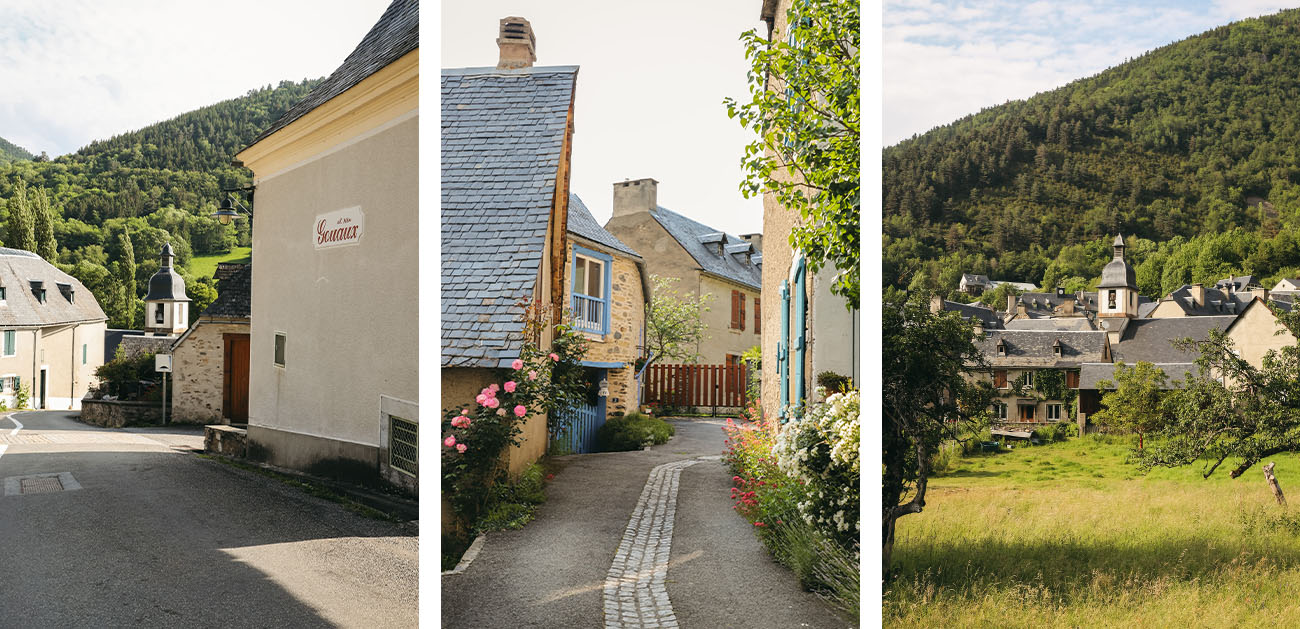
171;321;248;424
81;399;163;427
564;240;646;417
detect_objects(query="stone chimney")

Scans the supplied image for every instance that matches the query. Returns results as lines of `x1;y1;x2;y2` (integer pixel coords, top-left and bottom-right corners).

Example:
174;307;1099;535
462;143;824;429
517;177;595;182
930;294;943;314
496;17;536;69
1190;283;1205;307
612;178;658;218
1006;294;1017;314
740;233;763;252
1250;287;1269;302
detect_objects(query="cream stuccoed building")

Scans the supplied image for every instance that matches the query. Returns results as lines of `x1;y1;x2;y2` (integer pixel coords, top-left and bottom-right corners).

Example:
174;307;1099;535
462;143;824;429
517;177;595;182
0;247;107;409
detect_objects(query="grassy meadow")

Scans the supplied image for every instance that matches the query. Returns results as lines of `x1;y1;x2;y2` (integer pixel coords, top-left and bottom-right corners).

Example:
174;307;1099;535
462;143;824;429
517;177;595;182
189;246;251;278
885;434;1300;627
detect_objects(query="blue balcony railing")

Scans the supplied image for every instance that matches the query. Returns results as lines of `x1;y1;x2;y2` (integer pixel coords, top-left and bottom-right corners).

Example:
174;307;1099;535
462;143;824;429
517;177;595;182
573;294;605;333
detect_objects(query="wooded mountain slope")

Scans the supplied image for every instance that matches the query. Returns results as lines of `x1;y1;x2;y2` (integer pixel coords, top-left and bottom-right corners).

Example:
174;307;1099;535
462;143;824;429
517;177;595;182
885;10;1300;297
0;136;32;163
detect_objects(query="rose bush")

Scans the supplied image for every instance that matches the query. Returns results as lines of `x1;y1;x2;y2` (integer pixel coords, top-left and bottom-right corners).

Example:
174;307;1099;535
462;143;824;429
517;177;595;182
774;390;860;549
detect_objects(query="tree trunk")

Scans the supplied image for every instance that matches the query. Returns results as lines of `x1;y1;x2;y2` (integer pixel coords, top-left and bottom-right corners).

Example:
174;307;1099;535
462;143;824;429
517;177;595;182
883;510;897;581
1264;461;1287;506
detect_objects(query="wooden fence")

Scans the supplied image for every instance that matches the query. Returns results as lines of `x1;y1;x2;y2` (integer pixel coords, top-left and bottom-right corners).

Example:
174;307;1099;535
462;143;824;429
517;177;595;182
644;363;748;410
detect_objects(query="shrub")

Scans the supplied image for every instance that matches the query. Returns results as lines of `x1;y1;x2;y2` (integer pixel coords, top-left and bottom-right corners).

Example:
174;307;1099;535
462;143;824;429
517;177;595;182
1034;421;1078;443
596;412;675;451
815;371;852;394
774;390;860;549
92;351;160;400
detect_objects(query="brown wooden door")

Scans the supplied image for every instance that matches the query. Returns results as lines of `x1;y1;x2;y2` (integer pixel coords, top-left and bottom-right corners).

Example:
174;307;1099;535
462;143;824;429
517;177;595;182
223;333;250;423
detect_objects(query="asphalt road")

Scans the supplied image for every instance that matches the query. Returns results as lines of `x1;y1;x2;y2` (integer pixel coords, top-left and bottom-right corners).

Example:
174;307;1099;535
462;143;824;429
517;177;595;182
0;411;417;628
441;418;853;628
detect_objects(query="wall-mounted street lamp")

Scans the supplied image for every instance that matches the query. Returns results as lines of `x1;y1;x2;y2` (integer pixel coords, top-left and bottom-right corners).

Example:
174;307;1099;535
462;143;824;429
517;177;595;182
211;184;255;225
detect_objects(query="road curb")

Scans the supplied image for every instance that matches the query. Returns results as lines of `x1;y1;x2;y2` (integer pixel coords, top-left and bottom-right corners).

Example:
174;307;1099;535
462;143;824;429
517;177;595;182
442;533;486;576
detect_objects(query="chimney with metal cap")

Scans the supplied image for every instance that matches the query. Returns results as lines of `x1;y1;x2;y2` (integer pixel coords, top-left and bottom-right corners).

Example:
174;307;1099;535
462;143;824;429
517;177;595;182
497;17;536;69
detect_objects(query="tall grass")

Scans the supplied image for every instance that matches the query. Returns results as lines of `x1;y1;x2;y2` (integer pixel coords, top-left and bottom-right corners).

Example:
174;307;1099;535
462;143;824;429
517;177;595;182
886;435;1300;626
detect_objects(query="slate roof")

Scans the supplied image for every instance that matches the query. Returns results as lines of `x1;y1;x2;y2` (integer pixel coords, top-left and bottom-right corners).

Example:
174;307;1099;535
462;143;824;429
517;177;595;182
1109;316;1235;364
1215;275;1255;292
649;206;762;291
441;64;578;368
961;273;991;285
1005;317;1095;331
1158;285;1253;316
143;244;189;302
568;194;639;258
0;249;106;327
975;330;1108;368
247;0;418;148
939;300;1003;329
1099;235;1137;289
203;264;251;319
1078;362;1198;390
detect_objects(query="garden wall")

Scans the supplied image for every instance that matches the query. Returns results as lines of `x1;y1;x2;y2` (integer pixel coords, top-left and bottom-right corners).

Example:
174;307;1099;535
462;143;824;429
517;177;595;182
81;399;163;428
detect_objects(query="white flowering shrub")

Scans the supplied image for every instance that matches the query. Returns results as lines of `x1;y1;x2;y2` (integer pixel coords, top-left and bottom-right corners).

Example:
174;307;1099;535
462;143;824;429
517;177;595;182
775;390;860;549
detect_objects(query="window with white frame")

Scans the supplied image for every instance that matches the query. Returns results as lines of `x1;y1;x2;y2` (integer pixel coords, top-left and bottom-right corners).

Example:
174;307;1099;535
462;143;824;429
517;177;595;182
1047;403;1062;422
572;248;610;334
993;402;1007;420
2;330;14;357
1019;371;1034;389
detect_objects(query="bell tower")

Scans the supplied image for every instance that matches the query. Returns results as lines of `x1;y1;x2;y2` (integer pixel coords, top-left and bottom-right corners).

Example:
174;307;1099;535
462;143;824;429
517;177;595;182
142;243;191;335
1097;235;1138;319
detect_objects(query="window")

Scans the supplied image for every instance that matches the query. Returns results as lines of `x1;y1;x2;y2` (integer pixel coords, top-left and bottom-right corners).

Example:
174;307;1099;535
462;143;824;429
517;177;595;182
572;247;611;334
754;297;761;334
274;332;286;367
1065;370;1080;388
82;343;87;365
155;303;165;324
1108;289;1117;309
1047;404;1062;422
36;289;46;304
1019;371;1034;389
731;290;747;330
993;370;1008;388
3;330;14;357
1019;405;1035;421
0;286;6;302
992;402;1007;420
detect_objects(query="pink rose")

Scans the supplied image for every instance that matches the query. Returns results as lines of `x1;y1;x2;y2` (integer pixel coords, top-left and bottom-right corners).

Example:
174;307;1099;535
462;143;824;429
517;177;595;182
528;370;538;381
475;394;487;405
496;408;506;416
511;359;524;370
451;417;463;428
549;353;559;362
489;383;500;393
484;397;500;409
444;435;456;448
456;443;467;453
504;381;517;393
514;405;527;417
461;409;469;416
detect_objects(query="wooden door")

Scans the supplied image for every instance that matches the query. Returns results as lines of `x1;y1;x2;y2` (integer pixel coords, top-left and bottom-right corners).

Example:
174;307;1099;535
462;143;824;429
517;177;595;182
223;334;250;423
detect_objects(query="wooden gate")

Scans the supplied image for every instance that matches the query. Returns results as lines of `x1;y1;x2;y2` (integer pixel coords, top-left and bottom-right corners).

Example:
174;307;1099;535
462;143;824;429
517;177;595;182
556;402;604;454
644;363;748;411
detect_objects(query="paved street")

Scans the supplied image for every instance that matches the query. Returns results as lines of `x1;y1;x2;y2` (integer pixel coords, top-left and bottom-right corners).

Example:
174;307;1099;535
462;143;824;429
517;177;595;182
441;418;852;629
0;410;417;628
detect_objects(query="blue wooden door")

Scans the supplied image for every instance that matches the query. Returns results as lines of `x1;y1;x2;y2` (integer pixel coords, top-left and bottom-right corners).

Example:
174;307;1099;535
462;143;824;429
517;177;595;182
556;368;607;453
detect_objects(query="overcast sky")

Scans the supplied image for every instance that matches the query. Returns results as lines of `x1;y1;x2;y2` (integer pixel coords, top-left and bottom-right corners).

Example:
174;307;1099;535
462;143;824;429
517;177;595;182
884;0;1300;146
0;0;390;158
441;1;768;237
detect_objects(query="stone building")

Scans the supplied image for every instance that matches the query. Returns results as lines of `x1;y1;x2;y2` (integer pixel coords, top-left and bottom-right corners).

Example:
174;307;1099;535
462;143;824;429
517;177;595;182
235;0;418;491
755;0;860;423
168;263;250;424
603;178;764;368
0;247;107;409
564;193;650;433
442;16;577;475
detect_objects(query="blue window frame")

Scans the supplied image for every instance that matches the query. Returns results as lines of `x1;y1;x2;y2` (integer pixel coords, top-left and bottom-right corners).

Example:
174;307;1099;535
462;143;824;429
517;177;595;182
572;245;613;335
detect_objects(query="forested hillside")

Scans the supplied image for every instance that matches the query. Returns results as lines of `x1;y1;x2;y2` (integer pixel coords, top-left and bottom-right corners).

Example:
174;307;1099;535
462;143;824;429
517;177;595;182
884;9;1300;299
0;136;32;163
0;78;321;328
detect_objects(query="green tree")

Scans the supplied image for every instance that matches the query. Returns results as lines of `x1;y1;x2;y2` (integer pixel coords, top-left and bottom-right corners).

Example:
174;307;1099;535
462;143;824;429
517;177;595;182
726;0;859;306
1093;361;1171;450
31;186;57;261
883;289;994;579
185;277;218;324
7;179;34;252
644;275;713;365
1144;314;1300;479
116;230;136;328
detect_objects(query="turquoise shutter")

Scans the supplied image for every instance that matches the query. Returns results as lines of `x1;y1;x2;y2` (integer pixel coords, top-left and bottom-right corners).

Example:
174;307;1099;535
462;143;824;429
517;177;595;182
792;254;807;415
778;280;790;422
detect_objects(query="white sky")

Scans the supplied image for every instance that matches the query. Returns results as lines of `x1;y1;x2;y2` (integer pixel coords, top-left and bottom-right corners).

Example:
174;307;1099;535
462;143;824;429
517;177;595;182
441;1;768;237
0;0;391;157
884;0;1300;146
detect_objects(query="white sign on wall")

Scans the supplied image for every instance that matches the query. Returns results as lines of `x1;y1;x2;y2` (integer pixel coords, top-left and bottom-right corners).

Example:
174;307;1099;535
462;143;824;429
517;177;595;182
155;354;172;373
314;206;365;249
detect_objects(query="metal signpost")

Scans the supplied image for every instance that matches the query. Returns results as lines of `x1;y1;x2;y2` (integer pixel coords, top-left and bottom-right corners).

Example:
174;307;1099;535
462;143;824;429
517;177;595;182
155;354;172;425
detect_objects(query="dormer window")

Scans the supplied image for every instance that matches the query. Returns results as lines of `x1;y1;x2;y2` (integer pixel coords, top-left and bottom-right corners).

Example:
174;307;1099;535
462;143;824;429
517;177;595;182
29;280;45;303
1053;340;1063;357
996;339;1007;356
0;286;6;303
57;282;73;303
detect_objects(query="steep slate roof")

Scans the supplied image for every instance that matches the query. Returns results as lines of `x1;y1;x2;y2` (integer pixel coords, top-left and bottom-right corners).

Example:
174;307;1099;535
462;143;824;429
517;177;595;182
1158;285;1253;316
961;273;990;285
939;300;1003;329
248;0;418;147
441;65;578;368
649;206;762;291
1078;362;1198;390
0;248;106;327
568;194;640;258
975;330;1108;368
1110;316;1235;364
1005;317;1095;331
1215;275;1256;292
203;264;251;319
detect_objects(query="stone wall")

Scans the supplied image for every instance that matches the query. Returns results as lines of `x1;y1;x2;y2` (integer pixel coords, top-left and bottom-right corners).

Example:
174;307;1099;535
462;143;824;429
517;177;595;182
172;321;248;424
81;398;163;428
118;334;176;358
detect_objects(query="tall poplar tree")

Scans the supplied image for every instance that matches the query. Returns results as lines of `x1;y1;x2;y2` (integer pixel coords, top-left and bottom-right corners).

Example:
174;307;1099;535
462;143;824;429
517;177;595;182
6;179;35;252
117;230;136;328
31;186;57;261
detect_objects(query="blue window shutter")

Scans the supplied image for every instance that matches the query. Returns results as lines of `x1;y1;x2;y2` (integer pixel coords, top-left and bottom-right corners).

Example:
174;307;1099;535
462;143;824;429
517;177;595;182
792;255;807;414
779;280;790;421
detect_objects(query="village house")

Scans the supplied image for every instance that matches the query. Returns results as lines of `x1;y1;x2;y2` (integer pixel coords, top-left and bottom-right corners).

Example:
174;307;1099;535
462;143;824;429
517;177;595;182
959;273;1036;296
755;0;861;423
1271;276;1300;296
234;0;417;491
0;247;106;409
168;263;249;424
603;178;764;369
559;193;650;451
441;16;577;474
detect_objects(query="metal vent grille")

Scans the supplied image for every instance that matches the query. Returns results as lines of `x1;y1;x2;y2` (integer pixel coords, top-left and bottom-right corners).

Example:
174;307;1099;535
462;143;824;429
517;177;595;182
389;416;417;477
